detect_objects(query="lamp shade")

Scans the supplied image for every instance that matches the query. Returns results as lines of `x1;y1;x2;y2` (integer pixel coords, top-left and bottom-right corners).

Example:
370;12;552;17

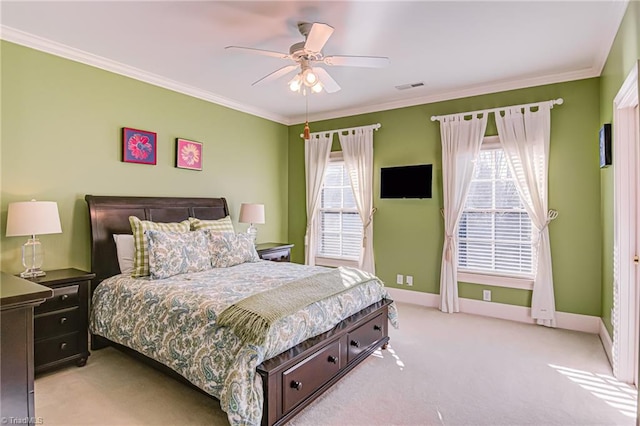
6;200;62;237
239;203;265;224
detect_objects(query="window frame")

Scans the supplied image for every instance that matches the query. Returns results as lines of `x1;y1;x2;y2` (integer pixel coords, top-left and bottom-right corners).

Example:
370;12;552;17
457;136;535;290
315;151;362;268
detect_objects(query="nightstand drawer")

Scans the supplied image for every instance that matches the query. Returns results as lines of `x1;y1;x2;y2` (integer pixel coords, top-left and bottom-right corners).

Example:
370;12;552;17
34;333;81;366
34;285;79;314
34;308;81;340
260;249;291;262
256;243;294;263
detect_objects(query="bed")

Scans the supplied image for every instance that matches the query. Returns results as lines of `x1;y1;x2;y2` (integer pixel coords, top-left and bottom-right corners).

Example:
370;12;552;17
85;195;396;426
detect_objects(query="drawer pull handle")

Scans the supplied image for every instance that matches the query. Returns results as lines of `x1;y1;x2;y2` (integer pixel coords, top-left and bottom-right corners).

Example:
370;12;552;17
373;324;382;331
350;340;360;348
60;294;69;301
60;317;68;325
60;342;68;350
290;381;303;391
328;355;338;364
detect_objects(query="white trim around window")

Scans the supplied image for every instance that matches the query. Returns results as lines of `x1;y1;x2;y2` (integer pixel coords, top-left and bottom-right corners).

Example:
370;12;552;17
315;256;359;269
458;271;534;290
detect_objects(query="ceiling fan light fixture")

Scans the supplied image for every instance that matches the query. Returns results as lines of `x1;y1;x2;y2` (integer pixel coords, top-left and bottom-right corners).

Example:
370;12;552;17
303;68;318;85
311;81;323;93
289;74;302;92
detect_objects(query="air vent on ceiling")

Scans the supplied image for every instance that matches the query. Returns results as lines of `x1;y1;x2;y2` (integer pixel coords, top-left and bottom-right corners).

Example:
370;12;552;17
395;82;425;91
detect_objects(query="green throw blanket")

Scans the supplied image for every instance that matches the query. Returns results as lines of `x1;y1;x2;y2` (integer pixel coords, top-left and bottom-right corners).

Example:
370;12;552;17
217;267;376;345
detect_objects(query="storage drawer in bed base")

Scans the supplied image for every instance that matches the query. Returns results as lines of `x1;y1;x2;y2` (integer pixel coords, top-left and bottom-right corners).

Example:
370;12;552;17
257;299;391;426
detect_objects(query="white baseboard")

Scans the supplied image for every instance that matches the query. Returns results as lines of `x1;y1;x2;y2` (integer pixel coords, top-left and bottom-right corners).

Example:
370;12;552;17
599;319;614;365
386;287;601;334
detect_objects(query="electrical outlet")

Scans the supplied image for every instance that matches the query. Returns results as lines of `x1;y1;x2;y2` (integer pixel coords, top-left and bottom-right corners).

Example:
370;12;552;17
406;275;413;286
396;274;403;285
483;289;491;302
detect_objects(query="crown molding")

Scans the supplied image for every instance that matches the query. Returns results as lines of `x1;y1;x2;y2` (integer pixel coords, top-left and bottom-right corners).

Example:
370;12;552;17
290;66;599;125
0;26;290;125
592;0;630;76
2;14;622;128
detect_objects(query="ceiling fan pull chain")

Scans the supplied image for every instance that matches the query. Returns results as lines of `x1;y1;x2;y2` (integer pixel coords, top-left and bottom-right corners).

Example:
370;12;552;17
304;91;311;140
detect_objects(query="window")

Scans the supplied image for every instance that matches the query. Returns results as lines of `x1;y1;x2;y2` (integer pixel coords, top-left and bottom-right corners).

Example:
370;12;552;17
316;152;362;265
458;139;534;279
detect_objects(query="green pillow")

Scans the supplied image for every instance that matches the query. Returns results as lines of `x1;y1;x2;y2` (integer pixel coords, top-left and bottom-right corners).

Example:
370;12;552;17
188;216;235;232
129;216;190;277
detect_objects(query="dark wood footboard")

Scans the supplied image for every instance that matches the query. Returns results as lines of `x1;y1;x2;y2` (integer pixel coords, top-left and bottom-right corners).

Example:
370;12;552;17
258;299;391;426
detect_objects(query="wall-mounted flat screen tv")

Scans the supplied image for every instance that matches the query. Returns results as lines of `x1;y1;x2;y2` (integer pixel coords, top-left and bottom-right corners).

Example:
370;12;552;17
380;164;432;199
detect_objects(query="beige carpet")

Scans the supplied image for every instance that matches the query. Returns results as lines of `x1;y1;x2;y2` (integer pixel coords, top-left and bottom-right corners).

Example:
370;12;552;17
35;302;636;425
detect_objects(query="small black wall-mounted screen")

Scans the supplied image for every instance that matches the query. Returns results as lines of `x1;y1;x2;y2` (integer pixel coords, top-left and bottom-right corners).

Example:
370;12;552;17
380;164;433;199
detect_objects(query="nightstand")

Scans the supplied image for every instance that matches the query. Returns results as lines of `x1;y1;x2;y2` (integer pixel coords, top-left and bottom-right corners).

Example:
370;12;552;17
26;268;95;373
256;243;294;262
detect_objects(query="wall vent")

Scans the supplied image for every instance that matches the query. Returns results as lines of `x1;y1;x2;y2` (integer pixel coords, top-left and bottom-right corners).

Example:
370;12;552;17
395;82;425;90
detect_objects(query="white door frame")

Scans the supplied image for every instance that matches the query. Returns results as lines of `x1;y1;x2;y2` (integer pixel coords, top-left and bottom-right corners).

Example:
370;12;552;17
612;61;639;384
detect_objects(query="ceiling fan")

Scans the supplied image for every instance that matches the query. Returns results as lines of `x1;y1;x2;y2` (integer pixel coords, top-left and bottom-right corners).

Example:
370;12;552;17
226;22;389;94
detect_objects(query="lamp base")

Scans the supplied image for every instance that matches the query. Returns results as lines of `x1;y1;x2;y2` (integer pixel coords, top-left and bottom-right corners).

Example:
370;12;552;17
247;224;257;244
21;237;45;278
20;268;46;278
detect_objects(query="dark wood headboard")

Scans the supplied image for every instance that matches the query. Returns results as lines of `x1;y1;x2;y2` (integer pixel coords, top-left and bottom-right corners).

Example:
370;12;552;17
85;195;229;289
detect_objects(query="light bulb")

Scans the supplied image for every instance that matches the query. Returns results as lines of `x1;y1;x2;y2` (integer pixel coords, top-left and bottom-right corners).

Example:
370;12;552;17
311;81;323;93
289;75;302;92
304;69;318;85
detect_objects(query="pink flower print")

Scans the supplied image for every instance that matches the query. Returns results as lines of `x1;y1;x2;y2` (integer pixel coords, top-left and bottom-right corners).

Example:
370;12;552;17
128;134;152;160
181;143;200;166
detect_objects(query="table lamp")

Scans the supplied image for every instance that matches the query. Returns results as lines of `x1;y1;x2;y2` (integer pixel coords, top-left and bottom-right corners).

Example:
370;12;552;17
6;200;62;278
239;203;265;243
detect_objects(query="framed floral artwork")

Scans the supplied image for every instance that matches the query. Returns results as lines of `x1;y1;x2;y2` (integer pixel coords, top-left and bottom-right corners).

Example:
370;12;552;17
122;127;157;165
176;138;203;171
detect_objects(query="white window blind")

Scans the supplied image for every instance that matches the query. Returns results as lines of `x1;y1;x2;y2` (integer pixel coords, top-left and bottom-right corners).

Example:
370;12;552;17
458;146;534;278
317;155;362;261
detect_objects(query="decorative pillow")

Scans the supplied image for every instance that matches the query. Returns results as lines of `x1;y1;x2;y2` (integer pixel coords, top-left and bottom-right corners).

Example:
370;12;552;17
129;216;191;277
146;230;211;279
113;234;135;275
207;231;260;268
189;216;235;233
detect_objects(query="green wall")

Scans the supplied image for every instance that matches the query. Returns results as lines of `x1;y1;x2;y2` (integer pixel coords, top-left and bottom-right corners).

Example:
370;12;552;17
4;12;631;321
599;1;640;335
1;41;289;274
288;78;602;316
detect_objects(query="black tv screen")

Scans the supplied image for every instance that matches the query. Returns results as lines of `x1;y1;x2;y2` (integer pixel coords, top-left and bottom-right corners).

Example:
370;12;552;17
380;164;432;199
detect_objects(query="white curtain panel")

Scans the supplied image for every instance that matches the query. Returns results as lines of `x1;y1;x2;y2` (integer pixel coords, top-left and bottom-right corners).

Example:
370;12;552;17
304;133;333;266
439;114;488;313
339;128;376;274
495;104;556;327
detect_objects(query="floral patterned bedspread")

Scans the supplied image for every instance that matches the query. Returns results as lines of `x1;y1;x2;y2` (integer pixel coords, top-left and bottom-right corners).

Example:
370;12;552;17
90;261;397;426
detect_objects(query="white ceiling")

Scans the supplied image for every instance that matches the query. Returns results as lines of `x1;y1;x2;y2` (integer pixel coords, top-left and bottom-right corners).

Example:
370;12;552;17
0;1;629;125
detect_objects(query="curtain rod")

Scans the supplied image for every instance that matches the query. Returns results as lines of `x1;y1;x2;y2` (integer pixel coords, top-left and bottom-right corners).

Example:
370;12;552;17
430;98;564;122
300;123;381;139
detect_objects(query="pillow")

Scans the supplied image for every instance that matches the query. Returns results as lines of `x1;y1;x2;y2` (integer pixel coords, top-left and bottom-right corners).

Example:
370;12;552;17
129;216;191;277
146;230;211;279
113;234;135;275
189;216;234;233
207;231;260;268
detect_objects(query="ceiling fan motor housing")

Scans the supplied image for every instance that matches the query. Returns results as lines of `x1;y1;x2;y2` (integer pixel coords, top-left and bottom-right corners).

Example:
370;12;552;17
289;42;322;61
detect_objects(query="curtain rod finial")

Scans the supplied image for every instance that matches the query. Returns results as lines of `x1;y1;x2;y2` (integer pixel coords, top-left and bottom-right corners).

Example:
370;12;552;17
555;98;564;105
430;116;437;121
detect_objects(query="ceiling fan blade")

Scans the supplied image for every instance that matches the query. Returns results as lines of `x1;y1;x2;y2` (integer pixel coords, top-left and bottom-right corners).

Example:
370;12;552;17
304;23;334;52
252;65;298;86
225;46;290;60
313;67;341;93
323;55;390;68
